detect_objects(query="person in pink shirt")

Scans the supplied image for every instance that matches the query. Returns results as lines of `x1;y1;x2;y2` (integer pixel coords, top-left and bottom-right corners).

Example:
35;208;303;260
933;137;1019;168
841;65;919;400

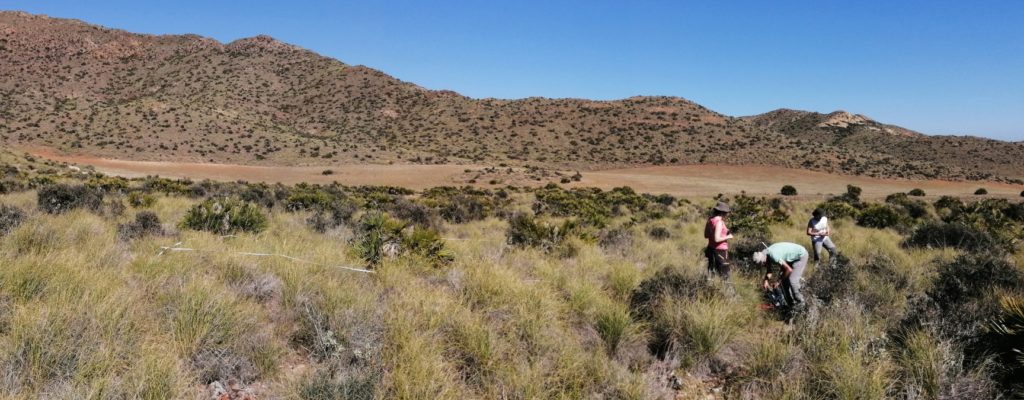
704;201;734;278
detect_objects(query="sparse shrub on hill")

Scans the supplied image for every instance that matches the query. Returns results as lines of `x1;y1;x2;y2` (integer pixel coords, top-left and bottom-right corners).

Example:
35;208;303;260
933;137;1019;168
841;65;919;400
780;185;797;196
118;211;164;241
180;198;268;235
0;204;26;235
909;188;926;197
974;188;988;195
37;183;103;214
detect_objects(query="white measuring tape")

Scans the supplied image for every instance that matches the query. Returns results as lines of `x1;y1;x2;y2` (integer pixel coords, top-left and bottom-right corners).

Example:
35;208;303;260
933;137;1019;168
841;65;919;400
158;241;375;274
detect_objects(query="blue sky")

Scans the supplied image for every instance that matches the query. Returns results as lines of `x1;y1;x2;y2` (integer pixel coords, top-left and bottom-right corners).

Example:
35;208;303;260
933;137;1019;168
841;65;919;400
3;1;1022;140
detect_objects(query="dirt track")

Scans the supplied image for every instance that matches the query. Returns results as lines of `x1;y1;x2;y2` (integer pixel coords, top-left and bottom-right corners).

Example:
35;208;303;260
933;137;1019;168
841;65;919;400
30;149;1023;199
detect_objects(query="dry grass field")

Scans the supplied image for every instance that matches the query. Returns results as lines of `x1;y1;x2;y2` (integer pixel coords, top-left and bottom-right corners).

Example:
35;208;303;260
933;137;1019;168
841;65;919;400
0;166;1022;399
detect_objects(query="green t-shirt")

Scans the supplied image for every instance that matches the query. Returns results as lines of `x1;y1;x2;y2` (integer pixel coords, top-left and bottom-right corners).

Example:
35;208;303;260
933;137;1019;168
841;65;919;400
767;242;808;264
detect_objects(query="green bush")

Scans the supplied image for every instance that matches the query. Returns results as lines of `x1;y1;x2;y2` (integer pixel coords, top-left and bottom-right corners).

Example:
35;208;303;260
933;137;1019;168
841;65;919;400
127;191;157;208
306;201;357;233
180;198;268;235
506;213;578;256
904;221;999;252
974;188;988;195
780;185;798;196
984;295;1024;394
37;184;104;214
908;188;926;197
727;195;791;237
0;204;25;235
352;211;406;266
856;204;907;229
403;226;454;267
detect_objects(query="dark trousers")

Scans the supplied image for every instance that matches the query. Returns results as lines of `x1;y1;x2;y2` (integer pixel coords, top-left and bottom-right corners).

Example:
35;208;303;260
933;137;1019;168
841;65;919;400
705;247;730;278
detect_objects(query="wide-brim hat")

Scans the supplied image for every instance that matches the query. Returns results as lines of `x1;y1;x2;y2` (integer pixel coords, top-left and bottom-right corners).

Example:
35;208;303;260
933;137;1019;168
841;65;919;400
713;201;732;213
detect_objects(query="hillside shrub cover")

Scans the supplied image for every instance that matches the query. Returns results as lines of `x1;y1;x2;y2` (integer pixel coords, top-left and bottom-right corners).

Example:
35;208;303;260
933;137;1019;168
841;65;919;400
180;198;268;234
37;183;104;214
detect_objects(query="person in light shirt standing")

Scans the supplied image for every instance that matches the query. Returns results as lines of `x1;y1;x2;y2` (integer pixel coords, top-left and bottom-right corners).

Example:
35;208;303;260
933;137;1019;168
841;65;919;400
807;208;838;266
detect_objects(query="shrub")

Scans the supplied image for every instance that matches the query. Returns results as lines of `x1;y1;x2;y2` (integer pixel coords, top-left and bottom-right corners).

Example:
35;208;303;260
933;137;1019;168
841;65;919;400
984;294;1024;394
285;185;334;211
127;191;157;208
728;195;791;237
817;199;858;221
925;253;1024;348
386;199;437;228
306;201;357;233
974;188;988;195
118;211;164;241
856;204;907;229
885;192;931;220
904;221;999;252
352;211;405;266
321;169;334;175
180;199;268;235
780;185;798;196
648;226;671;240
37;184;103;214
506;213;579;255
403;226;454;267
598;227;633;252
909;188;926;197
0;204;25;236
629;266;722;357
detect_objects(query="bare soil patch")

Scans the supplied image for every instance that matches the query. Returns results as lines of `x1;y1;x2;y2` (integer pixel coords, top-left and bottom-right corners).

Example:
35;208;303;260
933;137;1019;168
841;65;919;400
29;149;1022;199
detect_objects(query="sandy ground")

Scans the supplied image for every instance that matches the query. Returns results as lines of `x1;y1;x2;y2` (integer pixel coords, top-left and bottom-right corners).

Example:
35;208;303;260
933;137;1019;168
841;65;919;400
28;149;1022;199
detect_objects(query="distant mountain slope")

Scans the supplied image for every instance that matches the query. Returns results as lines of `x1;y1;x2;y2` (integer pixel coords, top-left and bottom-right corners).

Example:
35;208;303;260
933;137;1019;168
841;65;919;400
1;11;1021;182
745;109;1024;181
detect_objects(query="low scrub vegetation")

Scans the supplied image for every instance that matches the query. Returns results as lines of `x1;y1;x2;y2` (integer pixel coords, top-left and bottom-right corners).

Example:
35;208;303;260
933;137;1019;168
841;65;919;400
2;172;1024;399
180;198;268;234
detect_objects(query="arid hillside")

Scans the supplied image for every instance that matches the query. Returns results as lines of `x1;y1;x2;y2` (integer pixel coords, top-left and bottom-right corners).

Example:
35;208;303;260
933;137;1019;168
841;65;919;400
1;11;1022;182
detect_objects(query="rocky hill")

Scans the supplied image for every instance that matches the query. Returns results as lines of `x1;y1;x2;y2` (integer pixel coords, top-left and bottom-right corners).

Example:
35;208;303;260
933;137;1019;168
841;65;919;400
1;11;1022;182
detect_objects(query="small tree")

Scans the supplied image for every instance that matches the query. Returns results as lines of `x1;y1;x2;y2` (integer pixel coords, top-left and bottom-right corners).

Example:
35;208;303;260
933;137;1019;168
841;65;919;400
975;188;988;195
780;185;798;196
908;188;926;197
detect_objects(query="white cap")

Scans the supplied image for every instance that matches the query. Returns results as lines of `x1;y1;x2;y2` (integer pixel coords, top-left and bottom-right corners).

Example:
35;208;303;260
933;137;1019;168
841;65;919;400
753;251;768;264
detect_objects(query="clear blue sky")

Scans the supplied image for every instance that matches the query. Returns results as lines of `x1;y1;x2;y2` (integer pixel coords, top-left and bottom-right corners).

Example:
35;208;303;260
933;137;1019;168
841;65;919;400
3;1;1022;140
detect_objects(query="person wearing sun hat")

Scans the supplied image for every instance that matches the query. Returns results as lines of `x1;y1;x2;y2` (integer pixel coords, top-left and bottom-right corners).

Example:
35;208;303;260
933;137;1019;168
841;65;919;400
703;201;734;278
754;242;809;309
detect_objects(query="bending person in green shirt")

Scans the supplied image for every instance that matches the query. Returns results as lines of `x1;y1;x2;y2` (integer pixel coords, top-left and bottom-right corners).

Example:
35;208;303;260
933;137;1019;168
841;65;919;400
754;242;809;308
